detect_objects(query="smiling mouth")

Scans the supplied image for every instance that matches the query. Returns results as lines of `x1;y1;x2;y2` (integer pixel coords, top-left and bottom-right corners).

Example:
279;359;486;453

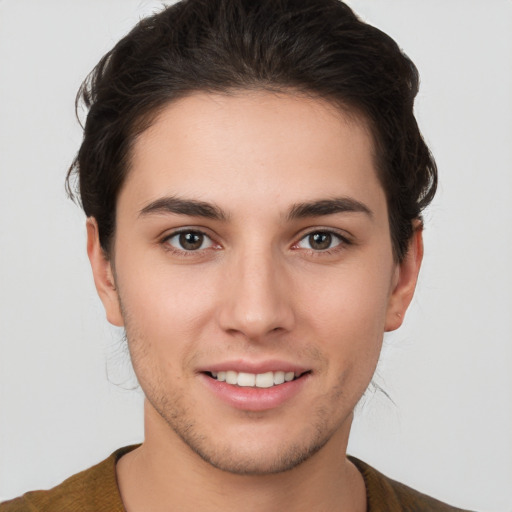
205;370;309;388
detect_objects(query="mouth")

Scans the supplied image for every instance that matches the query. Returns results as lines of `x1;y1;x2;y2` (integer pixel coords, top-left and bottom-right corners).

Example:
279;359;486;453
200;365;311;410
204;370;310;388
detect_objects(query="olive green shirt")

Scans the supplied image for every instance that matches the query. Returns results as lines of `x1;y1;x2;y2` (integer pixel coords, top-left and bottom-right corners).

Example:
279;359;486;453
0;446;474;511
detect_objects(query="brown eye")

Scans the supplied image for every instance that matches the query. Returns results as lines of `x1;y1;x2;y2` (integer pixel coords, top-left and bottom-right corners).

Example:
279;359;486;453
309;232;332;250
297;231;344;252
180;232;203;250
166;231;212;251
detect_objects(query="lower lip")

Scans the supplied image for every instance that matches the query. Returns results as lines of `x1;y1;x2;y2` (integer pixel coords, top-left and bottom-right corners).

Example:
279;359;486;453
200;373;309;412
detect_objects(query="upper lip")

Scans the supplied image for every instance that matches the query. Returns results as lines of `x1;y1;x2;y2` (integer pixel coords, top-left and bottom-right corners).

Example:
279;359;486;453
198;359;310;375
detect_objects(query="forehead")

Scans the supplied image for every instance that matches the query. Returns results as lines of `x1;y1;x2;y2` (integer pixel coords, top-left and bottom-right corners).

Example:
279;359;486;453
120;91;385;219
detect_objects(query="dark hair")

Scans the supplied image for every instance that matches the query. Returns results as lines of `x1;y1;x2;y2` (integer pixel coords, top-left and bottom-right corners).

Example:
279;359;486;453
67;0;437;261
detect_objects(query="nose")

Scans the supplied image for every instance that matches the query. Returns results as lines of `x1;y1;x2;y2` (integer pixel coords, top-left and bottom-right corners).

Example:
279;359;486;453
217;247;295;341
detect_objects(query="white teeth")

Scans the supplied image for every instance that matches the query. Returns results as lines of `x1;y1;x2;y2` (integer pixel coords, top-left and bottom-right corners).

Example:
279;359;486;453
255;372;274;388
226;371;238;385
210;370;301;387
273;371;285;385
284;372;295;382
237;372;256;387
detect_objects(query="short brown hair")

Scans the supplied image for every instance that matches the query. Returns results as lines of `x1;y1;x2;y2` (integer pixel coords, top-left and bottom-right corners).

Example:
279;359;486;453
67;0;437;261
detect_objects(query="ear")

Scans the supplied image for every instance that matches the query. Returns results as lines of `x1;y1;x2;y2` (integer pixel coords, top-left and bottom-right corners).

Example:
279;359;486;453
385;223;424;332
86;218;124;327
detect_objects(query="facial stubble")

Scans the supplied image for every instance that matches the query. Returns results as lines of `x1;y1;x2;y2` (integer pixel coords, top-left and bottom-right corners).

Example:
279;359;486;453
120;306;356;476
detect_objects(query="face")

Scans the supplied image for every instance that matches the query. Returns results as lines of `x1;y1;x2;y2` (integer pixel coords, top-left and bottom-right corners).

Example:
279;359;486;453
88;91;421;475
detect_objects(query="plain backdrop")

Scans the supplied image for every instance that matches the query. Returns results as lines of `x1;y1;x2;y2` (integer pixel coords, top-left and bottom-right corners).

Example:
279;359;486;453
1;1;511;510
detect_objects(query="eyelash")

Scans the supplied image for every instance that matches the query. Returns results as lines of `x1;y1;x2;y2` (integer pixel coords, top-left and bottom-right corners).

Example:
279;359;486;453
161;229;218;256
293;230;351;255
160;228;351;256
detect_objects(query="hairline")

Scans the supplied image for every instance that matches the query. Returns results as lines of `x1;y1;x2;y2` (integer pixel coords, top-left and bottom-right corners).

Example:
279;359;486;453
103;86;403;261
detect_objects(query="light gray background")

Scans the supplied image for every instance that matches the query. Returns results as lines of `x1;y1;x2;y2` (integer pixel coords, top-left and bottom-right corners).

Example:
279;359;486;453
1;1;511;510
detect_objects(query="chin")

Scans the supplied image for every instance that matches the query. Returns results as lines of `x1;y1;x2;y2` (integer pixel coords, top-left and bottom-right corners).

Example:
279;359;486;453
183;431;332;476
143;367;358;476
156;401;343;476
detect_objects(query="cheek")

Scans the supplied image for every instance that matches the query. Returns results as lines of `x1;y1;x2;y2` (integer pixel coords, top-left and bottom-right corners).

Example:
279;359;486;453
302;263;392;332
114;254;220;359
297;259;393;370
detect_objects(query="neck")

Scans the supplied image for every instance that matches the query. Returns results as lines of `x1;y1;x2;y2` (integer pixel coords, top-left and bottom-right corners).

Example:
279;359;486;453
116;401;366;512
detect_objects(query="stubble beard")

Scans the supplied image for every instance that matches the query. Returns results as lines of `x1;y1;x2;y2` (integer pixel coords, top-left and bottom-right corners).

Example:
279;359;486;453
143;383;345;476
119;299;354;476
129;346;351;476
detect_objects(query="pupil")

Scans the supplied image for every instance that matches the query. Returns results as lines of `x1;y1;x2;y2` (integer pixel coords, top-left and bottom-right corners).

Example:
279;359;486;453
310;232;331;250
180;232;203;250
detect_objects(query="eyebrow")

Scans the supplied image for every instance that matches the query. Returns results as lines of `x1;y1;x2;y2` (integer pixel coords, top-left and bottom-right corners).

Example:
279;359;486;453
138;196;228;221
287;197;373;220
138;195;372;222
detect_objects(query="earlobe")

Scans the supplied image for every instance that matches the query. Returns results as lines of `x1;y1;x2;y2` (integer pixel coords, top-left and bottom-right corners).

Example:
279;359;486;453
86;218;124;327
385;224;424;332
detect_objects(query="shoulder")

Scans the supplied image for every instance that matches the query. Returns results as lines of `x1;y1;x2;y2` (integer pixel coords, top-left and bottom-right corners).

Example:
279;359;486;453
0;446;137;512
348;456;476;512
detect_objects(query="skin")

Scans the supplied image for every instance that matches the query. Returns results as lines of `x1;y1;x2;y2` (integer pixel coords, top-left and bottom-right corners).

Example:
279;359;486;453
87;91;422;512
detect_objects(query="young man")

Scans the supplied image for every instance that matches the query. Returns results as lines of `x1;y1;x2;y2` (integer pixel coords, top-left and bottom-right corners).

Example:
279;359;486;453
1;0;474;510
